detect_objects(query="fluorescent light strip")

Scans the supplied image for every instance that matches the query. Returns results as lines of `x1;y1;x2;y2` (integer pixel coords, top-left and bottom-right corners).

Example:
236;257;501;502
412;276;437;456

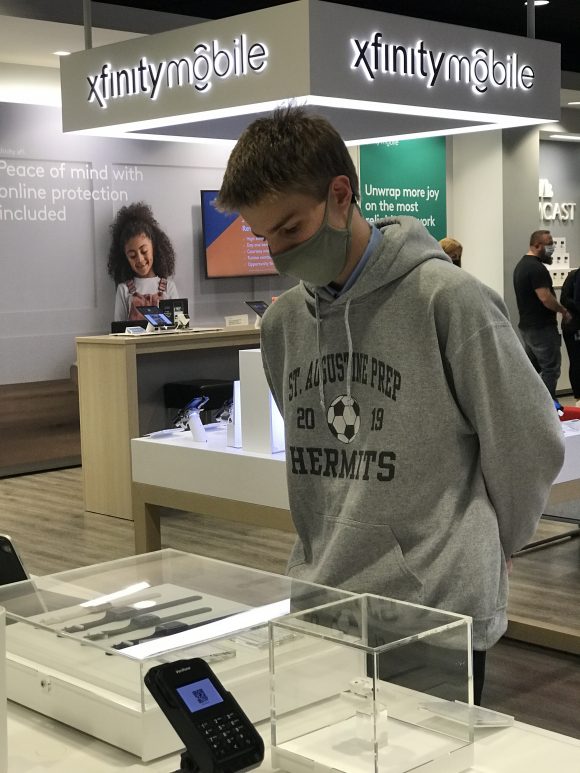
121;132;236;146
347;117;549;146
123;111;548;146
548;134;580;141
71;94;555;139
74;98;291;136
307;95;549;127
122;598;291;660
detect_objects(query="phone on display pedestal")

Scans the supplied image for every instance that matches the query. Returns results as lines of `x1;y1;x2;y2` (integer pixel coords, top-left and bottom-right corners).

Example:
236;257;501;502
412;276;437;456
244;300;269;318
136;305;174;328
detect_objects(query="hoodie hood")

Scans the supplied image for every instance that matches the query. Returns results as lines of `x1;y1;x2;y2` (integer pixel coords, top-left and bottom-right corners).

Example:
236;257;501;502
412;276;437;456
301;216;450;310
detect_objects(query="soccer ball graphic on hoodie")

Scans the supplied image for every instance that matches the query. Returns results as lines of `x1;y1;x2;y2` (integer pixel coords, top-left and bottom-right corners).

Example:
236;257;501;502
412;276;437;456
326;394;361;444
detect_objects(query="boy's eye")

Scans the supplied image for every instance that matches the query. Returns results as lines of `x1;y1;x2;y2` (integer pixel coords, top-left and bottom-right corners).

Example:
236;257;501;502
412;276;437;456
283;225;298;236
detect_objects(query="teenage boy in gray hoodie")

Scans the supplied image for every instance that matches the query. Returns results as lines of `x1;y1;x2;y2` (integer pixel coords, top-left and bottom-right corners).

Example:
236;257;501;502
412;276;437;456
217;107;564;704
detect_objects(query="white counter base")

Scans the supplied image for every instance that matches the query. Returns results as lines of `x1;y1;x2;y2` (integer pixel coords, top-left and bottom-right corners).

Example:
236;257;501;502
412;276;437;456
7;701;580;772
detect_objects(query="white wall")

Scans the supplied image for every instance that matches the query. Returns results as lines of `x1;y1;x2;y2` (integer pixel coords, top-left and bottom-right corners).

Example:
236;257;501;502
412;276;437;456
446;131;504;296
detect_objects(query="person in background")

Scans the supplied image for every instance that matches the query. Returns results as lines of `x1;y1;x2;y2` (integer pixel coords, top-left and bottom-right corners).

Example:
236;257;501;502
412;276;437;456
217;106;564;706
439;237;463;267
513;229;570;399
560;267;580;405
107;202;179;321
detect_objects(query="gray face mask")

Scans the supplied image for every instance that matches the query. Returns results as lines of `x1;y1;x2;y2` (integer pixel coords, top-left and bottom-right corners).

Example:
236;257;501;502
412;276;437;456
270;197;355;286
542;243;555;264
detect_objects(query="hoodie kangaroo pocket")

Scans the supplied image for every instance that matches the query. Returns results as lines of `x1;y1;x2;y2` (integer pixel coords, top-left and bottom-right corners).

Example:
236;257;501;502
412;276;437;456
291;513;425;604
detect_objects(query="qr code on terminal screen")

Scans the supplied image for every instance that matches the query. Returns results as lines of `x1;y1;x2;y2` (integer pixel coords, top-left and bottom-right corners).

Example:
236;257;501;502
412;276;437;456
193;688;209;705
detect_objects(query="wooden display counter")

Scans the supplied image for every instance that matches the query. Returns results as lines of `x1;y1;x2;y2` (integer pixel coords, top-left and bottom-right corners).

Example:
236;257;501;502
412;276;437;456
76;328;260;521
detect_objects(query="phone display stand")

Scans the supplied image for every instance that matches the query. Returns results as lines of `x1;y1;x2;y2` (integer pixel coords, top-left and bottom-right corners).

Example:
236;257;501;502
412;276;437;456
174;396;209;441
188;411;207;443
145;322;156;333
253;315;261;330
175;311;190;330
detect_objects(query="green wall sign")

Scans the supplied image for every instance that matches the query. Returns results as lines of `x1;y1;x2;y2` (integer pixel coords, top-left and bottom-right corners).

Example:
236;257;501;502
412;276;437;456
360;137;447;240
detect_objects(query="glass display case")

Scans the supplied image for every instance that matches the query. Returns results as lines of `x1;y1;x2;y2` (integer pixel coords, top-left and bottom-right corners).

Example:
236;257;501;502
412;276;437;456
0;549;351;761
270;594;474;773
0;607;6;773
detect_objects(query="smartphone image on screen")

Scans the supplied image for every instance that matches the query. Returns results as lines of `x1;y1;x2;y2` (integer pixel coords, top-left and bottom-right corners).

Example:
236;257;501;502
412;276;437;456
136;305;174;328
245;300;269;318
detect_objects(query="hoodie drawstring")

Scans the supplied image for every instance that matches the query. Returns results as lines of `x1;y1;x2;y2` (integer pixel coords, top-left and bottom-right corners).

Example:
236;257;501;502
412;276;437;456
315;293;325;413
344;298;353;399
315;293;354;414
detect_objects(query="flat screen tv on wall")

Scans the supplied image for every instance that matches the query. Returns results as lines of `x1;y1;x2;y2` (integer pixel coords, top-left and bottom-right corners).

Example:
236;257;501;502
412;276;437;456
200;190;278;278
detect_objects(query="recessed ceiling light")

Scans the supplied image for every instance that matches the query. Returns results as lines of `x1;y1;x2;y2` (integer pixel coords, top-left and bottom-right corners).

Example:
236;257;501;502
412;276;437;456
53;50;71;56
524;1;550;5
549;134;580;141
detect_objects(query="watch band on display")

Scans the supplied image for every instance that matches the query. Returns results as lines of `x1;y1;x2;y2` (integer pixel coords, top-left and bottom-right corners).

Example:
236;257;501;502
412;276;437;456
38;592;163;627
63;594;203;633
111;612;233;649
84;605;213;641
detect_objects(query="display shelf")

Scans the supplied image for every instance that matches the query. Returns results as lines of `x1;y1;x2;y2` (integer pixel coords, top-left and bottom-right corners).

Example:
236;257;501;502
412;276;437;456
131;424;292;553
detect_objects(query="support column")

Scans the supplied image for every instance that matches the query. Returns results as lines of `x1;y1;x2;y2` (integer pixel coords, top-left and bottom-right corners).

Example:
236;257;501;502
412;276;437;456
501;126;541;323
447;126;540;326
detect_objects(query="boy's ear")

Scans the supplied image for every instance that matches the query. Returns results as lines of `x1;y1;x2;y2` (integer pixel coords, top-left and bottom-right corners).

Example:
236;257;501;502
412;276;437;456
329;175;353;211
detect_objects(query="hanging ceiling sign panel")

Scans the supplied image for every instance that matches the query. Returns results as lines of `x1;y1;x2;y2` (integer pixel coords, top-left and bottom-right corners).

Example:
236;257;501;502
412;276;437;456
60;2;310;135
60;0;560;144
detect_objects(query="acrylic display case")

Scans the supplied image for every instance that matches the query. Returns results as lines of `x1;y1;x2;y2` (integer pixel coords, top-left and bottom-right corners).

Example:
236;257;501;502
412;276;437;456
270;594;474;773
0;549;351;761
0;607;6;773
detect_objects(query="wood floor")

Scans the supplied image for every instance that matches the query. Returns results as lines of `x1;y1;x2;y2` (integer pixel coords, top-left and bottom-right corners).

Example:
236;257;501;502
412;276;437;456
0;467;579;740
0;380;81;477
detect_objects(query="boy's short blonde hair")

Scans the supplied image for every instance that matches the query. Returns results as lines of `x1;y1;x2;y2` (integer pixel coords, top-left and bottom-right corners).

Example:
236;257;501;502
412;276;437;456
217;106;359;212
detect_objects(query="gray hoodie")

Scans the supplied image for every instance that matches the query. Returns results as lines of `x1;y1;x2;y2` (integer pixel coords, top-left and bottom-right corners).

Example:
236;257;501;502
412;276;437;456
260;216;564;650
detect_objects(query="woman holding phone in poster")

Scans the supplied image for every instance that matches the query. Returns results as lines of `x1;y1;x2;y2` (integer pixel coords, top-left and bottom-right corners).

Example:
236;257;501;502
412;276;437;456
107;201;179;321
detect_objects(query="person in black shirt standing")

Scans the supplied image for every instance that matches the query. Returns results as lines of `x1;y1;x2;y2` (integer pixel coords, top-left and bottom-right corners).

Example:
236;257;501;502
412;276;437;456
513;230;571;398
560;268;580;404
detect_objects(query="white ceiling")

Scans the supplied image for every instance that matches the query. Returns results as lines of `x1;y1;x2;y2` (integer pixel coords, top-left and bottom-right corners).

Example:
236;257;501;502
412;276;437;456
0;16;142;69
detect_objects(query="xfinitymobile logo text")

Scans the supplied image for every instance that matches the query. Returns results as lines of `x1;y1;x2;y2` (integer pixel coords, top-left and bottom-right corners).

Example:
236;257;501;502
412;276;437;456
351;33;535;95
86;34;268;108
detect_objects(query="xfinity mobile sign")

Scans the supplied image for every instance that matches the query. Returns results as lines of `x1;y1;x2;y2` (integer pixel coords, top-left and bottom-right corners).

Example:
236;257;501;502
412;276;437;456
60;0;559;136
86;35;268;108
350;35;535;95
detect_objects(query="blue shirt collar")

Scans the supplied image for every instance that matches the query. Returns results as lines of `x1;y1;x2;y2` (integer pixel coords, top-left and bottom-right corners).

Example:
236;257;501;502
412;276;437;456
324;224;381;298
